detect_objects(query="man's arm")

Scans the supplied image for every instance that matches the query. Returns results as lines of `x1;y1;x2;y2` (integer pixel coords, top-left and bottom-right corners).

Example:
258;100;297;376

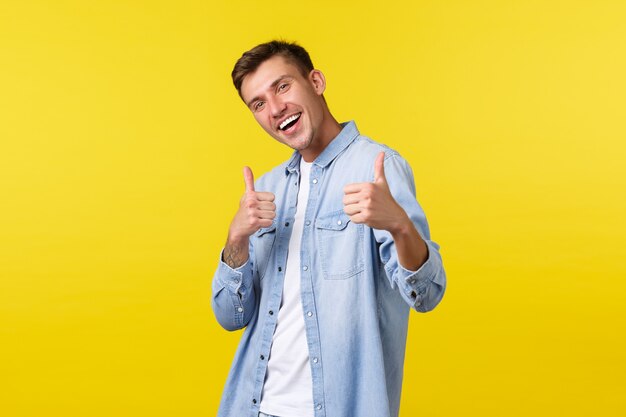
343;151;446;311
211;167;276;331
223;237;250;270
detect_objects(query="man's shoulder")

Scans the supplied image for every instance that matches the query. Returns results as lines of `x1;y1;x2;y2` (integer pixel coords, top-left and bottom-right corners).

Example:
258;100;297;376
348;133;405;164
339;133;415;186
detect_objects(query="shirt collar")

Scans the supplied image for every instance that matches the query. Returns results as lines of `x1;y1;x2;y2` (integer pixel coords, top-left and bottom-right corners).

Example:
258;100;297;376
284;121;359;175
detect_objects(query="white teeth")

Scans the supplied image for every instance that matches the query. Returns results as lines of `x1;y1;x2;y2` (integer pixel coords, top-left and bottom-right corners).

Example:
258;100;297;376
279;113;301;130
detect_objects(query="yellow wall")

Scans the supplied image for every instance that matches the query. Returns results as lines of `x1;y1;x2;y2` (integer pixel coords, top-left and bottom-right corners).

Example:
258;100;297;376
1;1;625;416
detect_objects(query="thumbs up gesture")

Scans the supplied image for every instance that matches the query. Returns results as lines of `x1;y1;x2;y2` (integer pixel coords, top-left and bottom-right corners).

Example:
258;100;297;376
228;166;276;243
343;152;408;233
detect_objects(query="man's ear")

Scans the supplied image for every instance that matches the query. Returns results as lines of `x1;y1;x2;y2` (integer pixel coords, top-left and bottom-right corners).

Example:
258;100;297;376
309;69;326;95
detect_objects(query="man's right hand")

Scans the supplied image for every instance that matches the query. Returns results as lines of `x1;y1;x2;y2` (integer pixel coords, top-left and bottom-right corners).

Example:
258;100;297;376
223;167;276;269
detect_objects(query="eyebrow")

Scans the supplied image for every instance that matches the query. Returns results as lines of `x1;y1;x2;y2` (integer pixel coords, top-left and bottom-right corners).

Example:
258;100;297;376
245;74;291;108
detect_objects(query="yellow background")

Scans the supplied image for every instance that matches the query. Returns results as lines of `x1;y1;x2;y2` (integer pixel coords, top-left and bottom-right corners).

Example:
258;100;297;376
1;1;625;416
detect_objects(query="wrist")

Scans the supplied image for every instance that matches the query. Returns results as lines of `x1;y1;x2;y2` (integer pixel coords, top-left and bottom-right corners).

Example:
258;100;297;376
223;233;250;269
226;232;249;248
388;210;413;237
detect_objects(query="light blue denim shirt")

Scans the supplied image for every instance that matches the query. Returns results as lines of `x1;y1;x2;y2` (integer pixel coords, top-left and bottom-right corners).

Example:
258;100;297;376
212;121;446;417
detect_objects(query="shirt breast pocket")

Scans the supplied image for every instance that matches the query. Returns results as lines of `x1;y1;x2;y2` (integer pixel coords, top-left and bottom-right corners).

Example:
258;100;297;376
253;223;277;280
315;210;364;280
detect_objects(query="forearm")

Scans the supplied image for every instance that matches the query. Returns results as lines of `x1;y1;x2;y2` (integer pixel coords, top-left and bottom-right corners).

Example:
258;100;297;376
223;234;250;269
389;212;428;271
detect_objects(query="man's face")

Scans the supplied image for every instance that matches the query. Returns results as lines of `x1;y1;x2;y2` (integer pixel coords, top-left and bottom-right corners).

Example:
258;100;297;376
240;55;326;153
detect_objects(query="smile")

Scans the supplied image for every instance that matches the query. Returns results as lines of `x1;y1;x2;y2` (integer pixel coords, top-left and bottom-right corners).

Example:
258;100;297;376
278;113;302;131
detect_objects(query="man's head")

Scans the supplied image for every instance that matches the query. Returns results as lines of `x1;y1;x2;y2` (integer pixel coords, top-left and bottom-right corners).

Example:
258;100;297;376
232;40;341;161
232;40;314;98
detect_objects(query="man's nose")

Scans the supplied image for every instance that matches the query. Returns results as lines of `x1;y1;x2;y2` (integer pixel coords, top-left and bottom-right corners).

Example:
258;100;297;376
268;96;287;118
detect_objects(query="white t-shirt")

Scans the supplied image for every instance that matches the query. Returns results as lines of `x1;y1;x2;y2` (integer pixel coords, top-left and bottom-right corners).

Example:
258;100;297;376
260;158;314;417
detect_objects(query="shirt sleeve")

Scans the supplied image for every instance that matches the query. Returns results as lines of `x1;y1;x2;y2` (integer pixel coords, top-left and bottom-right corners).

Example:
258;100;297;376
211;246;257;331
373;153;447;312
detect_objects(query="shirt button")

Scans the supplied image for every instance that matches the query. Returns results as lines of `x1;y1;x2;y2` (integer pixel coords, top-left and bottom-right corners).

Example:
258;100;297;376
260;354;265;360
303;266;308;271
278;266;282;272
307;311;313;317
409;278;416;284
285;222;290;227
337;220;342;225
313;357;318;363
269;310;274;315
305;220;311;226
237;307;243;313
252;399;257;404
312;178;318;184
316;404;323;410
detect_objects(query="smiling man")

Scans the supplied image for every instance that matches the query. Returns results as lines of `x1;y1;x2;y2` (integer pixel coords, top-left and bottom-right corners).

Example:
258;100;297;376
211;40;446;417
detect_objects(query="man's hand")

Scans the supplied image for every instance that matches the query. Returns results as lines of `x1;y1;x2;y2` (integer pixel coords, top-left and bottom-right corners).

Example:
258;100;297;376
343;152;408;233
223;167;276;269
343;152;428;270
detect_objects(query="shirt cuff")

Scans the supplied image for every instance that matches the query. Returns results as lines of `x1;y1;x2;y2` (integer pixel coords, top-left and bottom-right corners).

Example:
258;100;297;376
391;240;442;306
215;248;251;294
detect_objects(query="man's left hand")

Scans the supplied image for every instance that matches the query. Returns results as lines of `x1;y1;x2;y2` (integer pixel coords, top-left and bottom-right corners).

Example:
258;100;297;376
343;152;409;234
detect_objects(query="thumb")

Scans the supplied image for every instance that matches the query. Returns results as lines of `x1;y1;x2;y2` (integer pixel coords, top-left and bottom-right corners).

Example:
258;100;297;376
374;151;387;183
243;166;255;192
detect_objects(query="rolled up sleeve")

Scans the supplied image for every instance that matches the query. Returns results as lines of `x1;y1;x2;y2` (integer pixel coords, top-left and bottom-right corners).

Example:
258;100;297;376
211;249;257;331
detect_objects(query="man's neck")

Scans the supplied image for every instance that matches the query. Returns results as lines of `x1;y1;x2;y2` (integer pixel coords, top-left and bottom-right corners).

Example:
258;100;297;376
300;115;342;162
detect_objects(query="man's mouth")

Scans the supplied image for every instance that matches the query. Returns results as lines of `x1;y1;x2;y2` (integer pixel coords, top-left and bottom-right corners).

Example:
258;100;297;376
278;113;302;131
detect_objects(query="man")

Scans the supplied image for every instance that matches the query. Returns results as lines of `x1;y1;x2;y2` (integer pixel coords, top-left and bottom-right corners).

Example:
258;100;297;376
211;40;446;417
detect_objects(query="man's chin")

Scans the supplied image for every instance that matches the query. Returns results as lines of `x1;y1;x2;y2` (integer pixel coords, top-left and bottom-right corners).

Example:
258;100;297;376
276;135;310;151
291;139;313;152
